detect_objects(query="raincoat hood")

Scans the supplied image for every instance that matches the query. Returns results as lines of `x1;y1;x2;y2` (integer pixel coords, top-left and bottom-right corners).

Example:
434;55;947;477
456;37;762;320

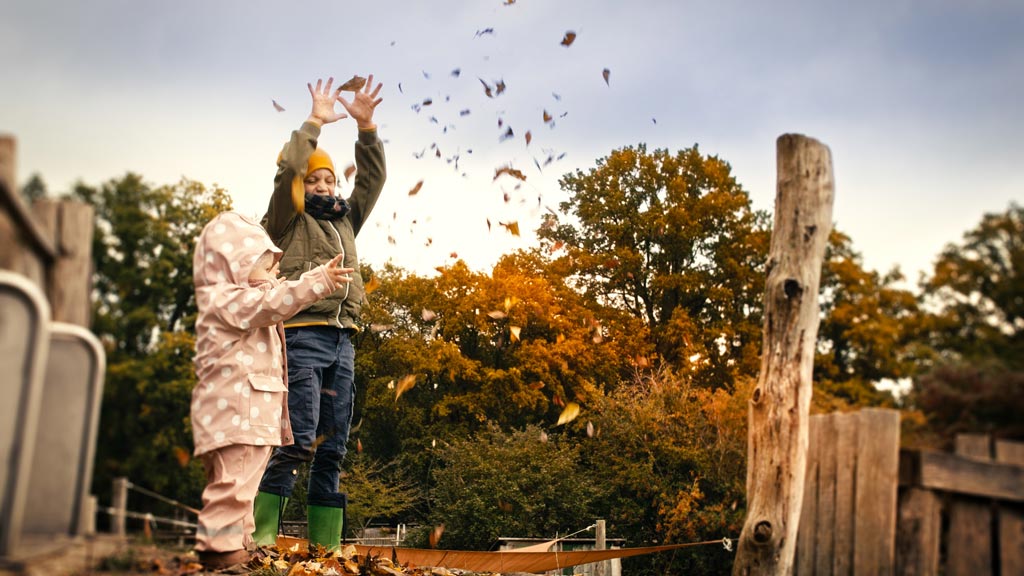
194;212;282;288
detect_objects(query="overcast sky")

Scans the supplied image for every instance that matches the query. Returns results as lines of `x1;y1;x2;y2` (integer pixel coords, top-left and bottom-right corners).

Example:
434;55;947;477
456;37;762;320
2;0;1022;286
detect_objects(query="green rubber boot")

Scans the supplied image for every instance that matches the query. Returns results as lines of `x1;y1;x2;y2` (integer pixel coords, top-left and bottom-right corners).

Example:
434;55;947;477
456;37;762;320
252;491;288;547
307;493;347;551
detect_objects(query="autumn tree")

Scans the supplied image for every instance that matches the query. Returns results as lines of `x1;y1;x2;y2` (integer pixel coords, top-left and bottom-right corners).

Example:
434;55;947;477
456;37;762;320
73;174;231;506
814;230;928;409
538;144;770;390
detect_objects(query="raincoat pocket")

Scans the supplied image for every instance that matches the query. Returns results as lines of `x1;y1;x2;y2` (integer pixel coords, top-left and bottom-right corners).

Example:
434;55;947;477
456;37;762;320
245;374;287;439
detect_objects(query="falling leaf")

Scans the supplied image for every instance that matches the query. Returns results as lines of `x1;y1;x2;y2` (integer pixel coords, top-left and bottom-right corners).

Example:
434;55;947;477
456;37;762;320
475;28;495;38
395;375;416;402
369;323;393;333
539;430;549;442
561;31;577;46
652;117;657;124
557;402;581;425
422;98;433;106
312;434;328;449
449;251;458;258
451;68;461;77
422;308;437;321
543;110;553;124
498;500;513;513
602;68;611;86
365;274;381;294
429;525;445;548
272;99;285;112
586;421;595;437
510;326;521;342
495;79;507;95
398;82;403;93
343;164;356;182
356;438;363;454
459;109;471;116
499;126;514;142
552;394;565;407
499;221;520;236
409;180;424;196
422;70;431;79
479;78;494;98
487;310;507;320
493;165;527;182
173;446;190;468
525;131;532;146
552;92;562;101
338;75;367;92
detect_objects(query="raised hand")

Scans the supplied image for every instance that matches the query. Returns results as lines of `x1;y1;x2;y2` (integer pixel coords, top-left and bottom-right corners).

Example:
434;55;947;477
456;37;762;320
338;74;383;130
307;77;348;125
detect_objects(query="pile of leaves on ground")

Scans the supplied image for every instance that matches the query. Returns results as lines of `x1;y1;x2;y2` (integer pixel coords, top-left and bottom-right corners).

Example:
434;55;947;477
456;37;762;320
86;540;499;576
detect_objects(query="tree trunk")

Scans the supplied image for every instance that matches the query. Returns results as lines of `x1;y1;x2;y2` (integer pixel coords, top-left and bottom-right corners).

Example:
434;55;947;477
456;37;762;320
733;134;834;575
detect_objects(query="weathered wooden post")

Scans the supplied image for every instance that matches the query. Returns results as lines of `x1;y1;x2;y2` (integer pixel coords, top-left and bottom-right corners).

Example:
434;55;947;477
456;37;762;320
32;199;95;327
595;519;607;576
112;477;129;538
733;134;834;575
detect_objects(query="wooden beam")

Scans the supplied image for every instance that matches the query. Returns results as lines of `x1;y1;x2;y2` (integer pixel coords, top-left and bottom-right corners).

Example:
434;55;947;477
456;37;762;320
899;448;1024;502
996;440;1024;575
733;134;834;576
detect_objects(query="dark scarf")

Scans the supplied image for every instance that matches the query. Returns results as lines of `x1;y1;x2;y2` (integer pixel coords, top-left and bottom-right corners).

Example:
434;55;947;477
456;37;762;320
304;193;350;220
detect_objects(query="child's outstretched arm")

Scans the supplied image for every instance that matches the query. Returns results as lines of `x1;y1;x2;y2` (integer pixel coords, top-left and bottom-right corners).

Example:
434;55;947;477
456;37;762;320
200;254;353;331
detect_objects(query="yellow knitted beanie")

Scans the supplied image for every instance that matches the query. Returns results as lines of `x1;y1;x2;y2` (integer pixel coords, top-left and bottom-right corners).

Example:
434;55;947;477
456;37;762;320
288;148;335;214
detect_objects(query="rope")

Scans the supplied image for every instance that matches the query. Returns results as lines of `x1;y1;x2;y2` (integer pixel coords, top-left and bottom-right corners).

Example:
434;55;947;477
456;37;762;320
126;481;201;515
100;506;198;529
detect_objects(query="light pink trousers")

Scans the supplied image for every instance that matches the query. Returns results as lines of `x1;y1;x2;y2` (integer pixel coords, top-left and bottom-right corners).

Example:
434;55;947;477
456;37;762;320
195;444;272;552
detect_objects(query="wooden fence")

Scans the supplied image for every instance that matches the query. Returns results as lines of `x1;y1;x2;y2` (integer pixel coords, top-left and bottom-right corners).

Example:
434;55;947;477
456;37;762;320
793;409;1024;576
897;434;1024;575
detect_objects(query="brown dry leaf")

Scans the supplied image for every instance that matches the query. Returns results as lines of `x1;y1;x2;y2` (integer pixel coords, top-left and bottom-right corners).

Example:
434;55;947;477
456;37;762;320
356;438;363;454
343;164;356;182
422;308;437;321
557;401;581;425
499;126;514;142
429;524;445;548
365;274;381;294
586;420;595;438
499;221;520;236
498;500;513;513
550;240;565;253
272;99;285;112
339;75;367;91
449;251;458;258
602;68;611;86
510;325;521;342
543;110;553;123
525;131;532;146
539;430;549;442
479;77;494;98
552;394;565;408
173;446;190;468
493;165;527;182
395;375;416;402
409;180;424;196
311;434;328;449
561;31;577;46
487;310;507;320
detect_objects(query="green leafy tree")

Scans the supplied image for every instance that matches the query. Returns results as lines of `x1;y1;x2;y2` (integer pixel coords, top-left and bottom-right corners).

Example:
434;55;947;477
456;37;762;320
920;203;1024;365
74;174;231;505
20;173;48;203
338;454;422;538
538;144;771;390
427;424;600;551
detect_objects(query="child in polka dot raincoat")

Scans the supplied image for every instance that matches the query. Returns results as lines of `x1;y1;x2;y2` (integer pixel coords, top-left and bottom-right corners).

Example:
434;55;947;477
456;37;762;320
190;210;353;570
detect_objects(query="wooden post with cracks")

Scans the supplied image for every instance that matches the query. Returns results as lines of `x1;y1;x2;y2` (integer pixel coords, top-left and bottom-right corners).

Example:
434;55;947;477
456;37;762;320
733;134;834;575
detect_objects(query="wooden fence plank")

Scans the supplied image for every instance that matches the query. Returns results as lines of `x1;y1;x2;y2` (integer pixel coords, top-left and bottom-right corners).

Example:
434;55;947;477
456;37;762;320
948;434;993;576
895;487;941;576
902;449;1024;502
832;412;858;576
796;415;821;575
996;440;1024;576
852;408;899;575
814;415;838;576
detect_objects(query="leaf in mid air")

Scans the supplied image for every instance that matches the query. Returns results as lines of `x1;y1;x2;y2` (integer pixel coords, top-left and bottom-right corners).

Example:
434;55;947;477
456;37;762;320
602;68;611;86
557;402;581;425
338;75;367;91
409;180;424;196
272;99;285;112
499;221;520;236
561;31;577;46
343;164;356;182
395;375;416;402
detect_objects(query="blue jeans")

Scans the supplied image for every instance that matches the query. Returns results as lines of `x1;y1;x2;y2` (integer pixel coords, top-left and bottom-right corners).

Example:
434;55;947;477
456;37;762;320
258;326;355;501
